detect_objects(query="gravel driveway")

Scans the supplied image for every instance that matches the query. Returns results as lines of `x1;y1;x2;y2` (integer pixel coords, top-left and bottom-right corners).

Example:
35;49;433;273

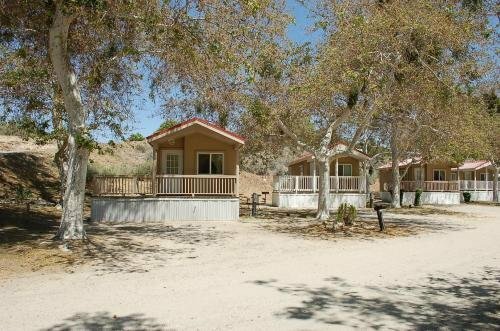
1;204;499;330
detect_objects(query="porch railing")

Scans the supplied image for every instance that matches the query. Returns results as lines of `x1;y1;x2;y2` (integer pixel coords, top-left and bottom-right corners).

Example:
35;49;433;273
91;175;238;196
400;181;459;192
459;180;494;191
92;176;152;196
156;175;237;196
273;176;365;193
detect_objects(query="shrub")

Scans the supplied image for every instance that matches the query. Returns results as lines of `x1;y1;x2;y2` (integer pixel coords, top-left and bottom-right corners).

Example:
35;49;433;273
463;192;472;203
336;203;357;226
128;133;144;141
15;185;32;202
414;188;423;206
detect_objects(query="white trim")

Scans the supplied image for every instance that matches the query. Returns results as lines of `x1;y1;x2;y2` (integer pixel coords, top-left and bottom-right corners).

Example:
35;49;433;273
196;151;224;175
148;120;245;145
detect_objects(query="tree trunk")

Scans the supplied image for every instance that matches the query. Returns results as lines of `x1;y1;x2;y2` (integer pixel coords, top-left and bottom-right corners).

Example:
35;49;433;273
316;158;330;221
49;3;88;240
390;124;401;208
52;100;69;206
493;166;499;203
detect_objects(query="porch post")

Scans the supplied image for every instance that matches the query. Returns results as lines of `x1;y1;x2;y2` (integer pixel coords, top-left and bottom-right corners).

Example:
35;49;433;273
152;148;157;196
312;159;317;193
235;146;240;197
474;170;477;191
335;158;339;193
457;170;460;192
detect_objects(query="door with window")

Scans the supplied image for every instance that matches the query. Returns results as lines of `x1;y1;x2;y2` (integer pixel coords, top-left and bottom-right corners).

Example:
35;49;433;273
414;168;424;185
161;150;183;193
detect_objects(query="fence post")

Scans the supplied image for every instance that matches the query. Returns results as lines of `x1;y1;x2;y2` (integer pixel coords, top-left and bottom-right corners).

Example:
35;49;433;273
294;176;299;193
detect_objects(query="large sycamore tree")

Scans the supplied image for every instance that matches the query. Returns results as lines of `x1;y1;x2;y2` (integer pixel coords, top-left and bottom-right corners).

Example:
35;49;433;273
0;0;288;240
315;0;493;209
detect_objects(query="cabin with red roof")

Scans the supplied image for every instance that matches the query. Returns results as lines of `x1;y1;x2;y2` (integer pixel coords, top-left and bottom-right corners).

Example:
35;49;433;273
377;158;499;205
91;118;244;222
272;143;371;209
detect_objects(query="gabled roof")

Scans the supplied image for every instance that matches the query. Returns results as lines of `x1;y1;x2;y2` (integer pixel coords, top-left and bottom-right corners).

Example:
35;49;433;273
378;157;423;170
146;117;245;145
451;160;492;171
288;142;370;166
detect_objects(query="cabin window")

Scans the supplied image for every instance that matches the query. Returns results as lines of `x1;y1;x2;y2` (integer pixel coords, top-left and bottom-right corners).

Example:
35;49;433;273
433;169;446;181
450;173;457;181
197;152;224;175
464;171;473;180
480;173;489;181
338;164;352;176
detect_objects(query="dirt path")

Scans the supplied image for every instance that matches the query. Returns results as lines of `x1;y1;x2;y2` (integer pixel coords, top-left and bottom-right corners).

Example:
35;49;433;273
1;205;499;330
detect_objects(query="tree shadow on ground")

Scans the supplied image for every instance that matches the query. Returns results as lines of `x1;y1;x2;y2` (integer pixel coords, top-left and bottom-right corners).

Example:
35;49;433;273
40;311;171;331
76;222;234;274
250;268;500;329
243;207;468;241
0;204;233;276
0;204;60;248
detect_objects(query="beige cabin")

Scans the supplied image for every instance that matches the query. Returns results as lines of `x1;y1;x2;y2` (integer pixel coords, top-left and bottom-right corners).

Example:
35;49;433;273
272;143;370;209
378;159;459;192
274;143;370;194
91;118;245;198
146;118;245;196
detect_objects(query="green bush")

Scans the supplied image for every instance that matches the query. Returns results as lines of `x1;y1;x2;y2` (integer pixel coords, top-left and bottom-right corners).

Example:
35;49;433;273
336;203;357;226
15;185;32;202
463;192;472;203
158;120;178;131
414;188;423;206
128;133;145;141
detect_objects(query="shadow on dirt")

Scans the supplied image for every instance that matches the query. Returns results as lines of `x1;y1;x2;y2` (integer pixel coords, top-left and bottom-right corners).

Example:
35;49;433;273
80;222;234;274
41;311;169;331
0;205;233;275
250;268;500;329
243;207;469;241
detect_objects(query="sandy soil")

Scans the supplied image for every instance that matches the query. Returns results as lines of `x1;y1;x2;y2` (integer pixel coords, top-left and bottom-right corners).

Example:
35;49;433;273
0;204;499;330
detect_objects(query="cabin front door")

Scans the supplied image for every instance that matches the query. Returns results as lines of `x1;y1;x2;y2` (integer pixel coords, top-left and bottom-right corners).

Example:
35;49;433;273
162;150;183;175
161;150;183;194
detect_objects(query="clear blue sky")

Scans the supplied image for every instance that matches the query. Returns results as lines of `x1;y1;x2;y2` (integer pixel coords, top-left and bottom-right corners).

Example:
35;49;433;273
106;0;319;142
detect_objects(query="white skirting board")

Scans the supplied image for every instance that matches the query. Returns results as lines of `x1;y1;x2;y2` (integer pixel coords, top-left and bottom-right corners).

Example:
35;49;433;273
460;191;497;202
91;197;240;222
380;191;460;205
272;192;367;209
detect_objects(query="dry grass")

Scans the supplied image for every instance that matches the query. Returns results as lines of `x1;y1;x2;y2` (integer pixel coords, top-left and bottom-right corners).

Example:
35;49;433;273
386;206;465;216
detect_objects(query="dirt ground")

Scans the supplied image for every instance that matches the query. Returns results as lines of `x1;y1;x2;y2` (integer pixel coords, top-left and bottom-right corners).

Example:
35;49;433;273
0;204;499;330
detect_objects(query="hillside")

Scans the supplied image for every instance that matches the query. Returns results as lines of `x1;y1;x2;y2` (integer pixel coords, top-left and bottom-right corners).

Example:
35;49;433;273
0;135;272;202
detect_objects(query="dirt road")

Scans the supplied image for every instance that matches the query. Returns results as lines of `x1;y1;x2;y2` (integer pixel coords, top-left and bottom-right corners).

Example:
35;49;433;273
1;204;499;330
